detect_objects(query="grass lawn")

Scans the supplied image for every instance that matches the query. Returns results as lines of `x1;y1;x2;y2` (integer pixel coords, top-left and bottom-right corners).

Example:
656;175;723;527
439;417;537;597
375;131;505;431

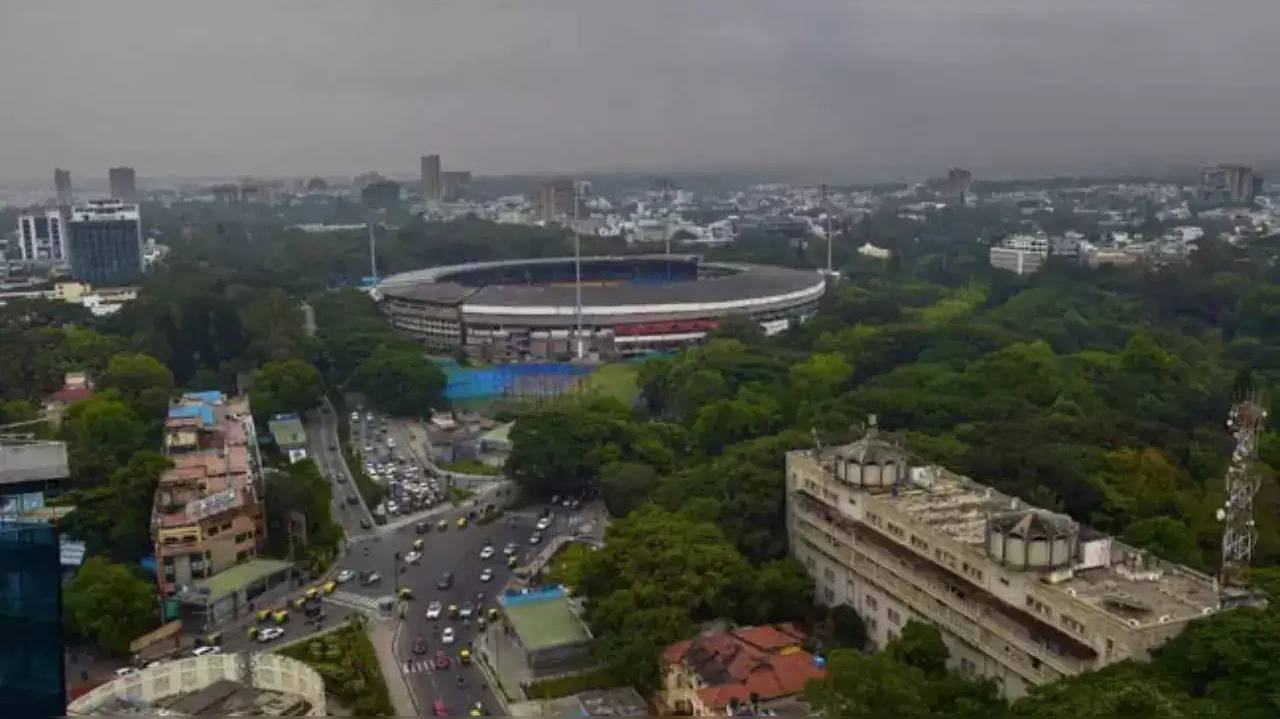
544;541;595;588
523;667;616;700
582;363;640;405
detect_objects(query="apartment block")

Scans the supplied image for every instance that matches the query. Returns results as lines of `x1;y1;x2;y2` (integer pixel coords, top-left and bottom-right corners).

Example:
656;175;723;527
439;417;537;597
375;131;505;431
785;426;1222;699
152;391;266;593
989;234;1048;276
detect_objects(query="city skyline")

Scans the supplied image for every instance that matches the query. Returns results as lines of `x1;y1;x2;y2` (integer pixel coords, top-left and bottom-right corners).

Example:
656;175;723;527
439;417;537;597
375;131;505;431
4;2;1280;182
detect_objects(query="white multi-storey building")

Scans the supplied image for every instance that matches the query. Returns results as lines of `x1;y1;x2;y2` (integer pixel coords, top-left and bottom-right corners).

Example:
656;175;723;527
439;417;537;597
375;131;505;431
785;426;1223;699
989;233;1049;276
16;209;68;263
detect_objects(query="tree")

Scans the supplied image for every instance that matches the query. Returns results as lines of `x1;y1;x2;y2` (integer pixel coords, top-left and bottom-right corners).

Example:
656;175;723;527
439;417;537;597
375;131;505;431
737;558;815;625
58;451;169;561
598;461;662;518
790;351;854;400
98;352;175;419
506;397;633;498
829;604;868;650
805;650;931;717
349;347;445;417
250;358;324;419
885;620;950;677
63;557;158;655
1120;517;1201;567
62;391;147;486
263;459;343;571
1011;663;1197;718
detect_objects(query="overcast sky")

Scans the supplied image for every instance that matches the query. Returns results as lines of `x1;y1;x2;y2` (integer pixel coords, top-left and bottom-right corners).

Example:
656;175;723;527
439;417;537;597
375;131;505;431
3;1;1279;182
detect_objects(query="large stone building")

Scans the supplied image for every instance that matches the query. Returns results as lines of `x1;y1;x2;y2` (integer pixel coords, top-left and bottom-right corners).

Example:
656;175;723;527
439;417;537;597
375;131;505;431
785;424;1223;699
152;391;266;593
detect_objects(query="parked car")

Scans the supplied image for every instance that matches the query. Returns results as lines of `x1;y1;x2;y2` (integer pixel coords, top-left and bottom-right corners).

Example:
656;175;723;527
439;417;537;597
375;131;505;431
336;569;355;583
257;627;285;643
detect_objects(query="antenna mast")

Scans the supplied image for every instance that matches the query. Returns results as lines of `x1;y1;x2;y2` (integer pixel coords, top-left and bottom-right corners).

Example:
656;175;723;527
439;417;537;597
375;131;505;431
1219;392;1267;587
573;182;583;360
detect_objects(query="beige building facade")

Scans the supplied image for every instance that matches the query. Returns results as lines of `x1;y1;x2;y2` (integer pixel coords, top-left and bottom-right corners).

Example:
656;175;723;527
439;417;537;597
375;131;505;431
785;428;1222;699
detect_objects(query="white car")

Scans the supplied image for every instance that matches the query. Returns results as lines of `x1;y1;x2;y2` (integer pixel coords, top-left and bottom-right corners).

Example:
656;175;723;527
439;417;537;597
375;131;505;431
191;646;221;657
404;551;421;565
441;627;456;644
479;545;495;560
350;411;359;421
503;543;517;556
529;533;543;545
366;412;374;421
336;569;355;583
114;667;137;677
535;516;552;531
426;601;443;619
257;627;285;643
479;568;494;582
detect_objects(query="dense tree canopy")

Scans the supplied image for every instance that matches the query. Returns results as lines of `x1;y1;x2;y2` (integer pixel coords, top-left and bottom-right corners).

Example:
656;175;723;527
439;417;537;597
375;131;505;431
63;557;158;655
250;358;324;420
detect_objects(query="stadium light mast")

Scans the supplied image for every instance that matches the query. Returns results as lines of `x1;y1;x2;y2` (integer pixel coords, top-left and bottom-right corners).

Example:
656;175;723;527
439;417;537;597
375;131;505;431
823;183;834;274
573;182;584;360
368;221;378;285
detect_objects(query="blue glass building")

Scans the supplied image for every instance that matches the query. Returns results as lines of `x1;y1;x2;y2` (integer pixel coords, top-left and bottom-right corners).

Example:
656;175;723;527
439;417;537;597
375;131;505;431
0;520;65;718
68;199;143;286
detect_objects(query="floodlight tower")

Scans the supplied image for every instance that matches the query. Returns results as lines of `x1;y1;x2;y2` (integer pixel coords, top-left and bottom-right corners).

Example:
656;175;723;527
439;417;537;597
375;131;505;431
1218;392;1267;588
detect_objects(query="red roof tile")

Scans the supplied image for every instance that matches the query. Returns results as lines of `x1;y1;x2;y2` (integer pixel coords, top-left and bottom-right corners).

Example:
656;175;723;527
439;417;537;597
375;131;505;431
663;624;826;711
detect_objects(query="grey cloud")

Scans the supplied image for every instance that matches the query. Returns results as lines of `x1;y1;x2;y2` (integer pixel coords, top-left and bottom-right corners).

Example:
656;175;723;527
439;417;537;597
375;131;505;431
2;0;1279;181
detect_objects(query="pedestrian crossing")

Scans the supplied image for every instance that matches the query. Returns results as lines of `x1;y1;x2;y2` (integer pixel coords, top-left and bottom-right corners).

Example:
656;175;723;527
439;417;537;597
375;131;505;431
326;590;386;613
403;658;434;674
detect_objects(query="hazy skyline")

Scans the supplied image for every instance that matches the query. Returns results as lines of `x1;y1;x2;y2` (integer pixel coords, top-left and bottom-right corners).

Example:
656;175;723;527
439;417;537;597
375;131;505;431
4;1;1280;182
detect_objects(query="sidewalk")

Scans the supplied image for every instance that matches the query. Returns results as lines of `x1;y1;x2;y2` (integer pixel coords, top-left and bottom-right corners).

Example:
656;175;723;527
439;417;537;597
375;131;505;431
368;619;417;718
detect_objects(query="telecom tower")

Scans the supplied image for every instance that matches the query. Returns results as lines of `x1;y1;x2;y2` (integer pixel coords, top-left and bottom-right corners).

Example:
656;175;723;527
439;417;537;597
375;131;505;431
1218;393;1267;591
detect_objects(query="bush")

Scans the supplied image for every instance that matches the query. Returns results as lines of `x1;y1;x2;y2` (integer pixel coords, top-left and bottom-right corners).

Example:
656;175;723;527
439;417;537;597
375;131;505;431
278;621;394;716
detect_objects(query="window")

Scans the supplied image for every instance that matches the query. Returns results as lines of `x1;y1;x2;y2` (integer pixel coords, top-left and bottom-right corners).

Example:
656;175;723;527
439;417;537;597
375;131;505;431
959;657;976;676
887;608;901;625
1060;614;1086;635
910;535;928;551
823;587;835;602
865;595;879;611
998;576;1010;587
823;567;836;581
886;522;905;539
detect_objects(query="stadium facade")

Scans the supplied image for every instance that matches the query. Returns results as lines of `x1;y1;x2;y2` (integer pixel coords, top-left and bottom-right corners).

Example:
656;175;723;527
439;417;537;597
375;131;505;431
377;255;826;360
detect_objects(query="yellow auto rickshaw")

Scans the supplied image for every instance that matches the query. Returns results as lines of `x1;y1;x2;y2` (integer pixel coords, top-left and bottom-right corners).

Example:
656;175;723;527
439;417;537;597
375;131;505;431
412;537;424;550
398;586;414;601
305;586;320;600
459;648;472;664
322;580;336;594
272;609;289;624
246;625;259;639
456;516;468;529
199;631;223;647
487;607;499;621
256;608;271;622
292;596;308;609
448;604;460;618
437;519;448;531
507;554;518;568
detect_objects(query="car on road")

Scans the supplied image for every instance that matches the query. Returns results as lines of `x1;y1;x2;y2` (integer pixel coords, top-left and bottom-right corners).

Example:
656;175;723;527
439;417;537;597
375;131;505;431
459;603;474;618
436;572;454;590
191;646;221;657
426;600;442;619
459;647;472;664
413;537;425;550
529;532;542;545
415;521;429;535
366;412;374;422
335;474;347;483
433;700;449;717
323;580;337;593
479;568;493;582
114;667;137;677
503;542;517;556
350;411;358;421
507;554;518;568
412;636;428;655
535;516;552;531
360;518;372;529
404;551;421;565
479;545;494;560
437;519;449;531
441;628;456;645
329;443;337;451
257;627;285;643
398;586;414;600
336;569;355;583
346;495;359;505
361;571;382;585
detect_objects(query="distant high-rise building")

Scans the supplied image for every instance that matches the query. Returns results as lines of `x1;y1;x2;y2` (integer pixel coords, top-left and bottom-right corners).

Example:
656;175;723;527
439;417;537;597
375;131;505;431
441;170;472;201
421;154;442;202
54;169;71;203
1200;164;1260;205
361;180;401;209
539;178;577;222
108;166;137;201
946;168;973;198
67;199;144;286
15;210;68;264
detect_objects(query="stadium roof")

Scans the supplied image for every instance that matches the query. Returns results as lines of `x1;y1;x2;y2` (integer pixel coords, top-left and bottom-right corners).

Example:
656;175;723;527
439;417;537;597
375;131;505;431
500;588;591;651
380;256;824;312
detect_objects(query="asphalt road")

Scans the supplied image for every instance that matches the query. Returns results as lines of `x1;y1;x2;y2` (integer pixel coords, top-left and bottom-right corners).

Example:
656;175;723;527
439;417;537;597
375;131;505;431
338;504;575;716
305;398;377;539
